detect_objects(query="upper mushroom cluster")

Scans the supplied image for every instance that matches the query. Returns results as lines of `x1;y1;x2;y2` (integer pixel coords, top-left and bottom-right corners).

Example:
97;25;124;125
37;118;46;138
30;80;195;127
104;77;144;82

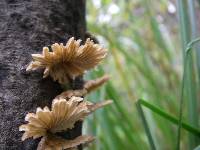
26;37;107;84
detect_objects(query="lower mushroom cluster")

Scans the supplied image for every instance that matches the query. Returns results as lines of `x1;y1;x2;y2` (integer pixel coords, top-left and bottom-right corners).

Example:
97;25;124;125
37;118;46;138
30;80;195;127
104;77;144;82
19;76;112;150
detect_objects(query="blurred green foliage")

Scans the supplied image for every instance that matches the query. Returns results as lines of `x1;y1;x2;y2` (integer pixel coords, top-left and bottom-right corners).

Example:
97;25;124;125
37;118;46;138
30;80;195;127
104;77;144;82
84;0;200;149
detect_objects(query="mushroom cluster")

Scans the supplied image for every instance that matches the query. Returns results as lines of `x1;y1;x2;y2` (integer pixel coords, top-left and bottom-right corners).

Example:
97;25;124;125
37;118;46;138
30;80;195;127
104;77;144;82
20;37;112;150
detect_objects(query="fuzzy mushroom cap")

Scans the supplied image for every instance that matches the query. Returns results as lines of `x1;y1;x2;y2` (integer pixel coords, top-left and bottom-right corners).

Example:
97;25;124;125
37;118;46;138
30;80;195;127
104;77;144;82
26;37;107;84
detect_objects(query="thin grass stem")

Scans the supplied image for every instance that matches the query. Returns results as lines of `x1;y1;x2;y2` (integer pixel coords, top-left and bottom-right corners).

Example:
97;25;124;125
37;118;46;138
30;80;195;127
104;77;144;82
136;101;156;150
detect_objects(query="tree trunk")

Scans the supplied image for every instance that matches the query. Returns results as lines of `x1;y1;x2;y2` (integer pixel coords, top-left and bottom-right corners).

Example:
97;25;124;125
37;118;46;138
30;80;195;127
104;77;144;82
0;0;86;149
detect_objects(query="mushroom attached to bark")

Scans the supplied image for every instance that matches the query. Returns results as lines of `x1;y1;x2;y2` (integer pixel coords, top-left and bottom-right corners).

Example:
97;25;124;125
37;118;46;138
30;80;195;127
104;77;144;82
26;37;107;84
19;96;112;149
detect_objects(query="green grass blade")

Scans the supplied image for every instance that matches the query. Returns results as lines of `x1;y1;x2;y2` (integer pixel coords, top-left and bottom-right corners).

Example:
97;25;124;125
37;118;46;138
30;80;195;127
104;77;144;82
188;0;200;81
176;38;200;150
139;99;200;137
177;0;190;49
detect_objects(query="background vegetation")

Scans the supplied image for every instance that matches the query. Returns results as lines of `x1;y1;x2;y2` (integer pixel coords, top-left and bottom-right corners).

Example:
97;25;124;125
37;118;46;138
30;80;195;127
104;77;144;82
84;0;200;149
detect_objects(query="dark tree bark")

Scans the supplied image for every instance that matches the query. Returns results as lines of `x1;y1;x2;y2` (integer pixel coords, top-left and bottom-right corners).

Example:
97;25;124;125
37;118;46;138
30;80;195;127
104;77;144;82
0;0;86;149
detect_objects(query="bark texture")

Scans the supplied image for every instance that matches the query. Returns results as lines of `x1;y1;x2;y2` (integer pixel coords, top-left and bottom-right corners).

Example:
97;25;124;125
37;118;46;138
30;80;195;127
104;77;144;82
0;0;86;149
